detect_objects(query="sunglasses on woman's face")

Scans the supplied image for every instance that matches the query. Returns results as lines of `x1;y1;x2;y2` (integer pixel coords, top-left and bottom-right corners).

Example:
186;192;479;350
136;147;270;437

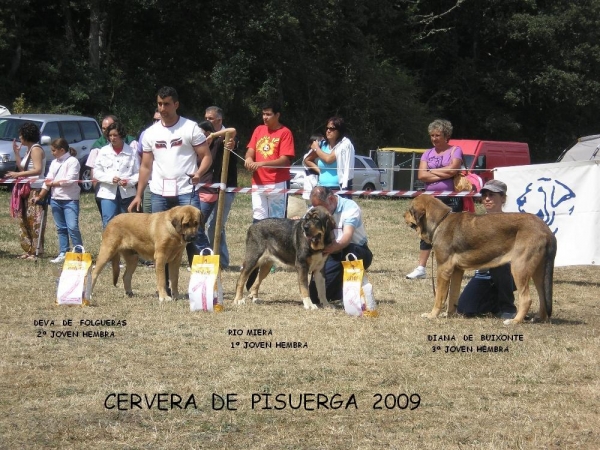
325;127;337;132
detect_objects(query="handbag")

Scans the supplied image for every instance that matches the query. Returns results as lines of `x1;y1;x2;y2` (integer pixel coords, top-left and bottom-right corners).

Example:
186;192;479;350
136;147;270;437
9;180;31;218
56;245;92;306
342;253;378;317
453;172;472;192
189;248;224;312
450;146;472;192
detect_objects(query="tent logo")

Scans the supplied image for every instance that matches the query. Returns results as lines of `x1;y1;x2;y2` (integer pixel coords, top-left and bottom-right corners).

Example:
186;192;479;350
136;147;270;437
515;177;576;234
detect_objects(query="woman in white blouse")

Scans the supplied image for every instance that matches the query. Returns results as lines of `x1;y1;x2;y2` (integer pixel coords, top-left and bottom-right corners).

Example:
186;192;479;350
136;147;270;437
93;121;140;228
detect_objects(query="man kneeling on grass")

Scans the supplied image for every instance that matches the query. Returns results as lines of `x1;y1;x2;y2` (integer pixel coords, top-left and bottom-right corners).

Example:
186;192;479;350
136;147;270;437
308;186;373;303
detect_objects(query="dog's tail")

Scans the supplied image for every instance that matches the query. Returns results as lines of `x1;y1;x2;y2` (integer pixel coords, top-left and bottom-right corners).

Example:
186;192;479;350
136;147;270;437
111;255;121;287
543;235;557;317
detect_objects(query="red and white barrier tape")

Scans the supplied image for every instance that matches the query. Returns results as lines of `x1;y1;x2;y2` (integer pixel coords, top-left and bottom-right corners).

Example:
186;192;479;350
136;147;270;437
0;178;479;197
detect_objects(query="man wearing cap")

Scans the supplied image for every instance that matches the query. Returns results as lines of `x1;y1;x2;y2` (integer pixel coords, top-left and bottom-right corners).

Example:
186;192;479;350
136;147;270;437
457;179;518;319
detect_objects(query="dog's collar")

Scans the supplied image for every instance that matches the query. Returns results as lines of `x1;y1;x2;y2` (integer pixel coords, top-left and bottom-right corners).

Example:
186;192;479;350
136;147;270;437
430;210;452;243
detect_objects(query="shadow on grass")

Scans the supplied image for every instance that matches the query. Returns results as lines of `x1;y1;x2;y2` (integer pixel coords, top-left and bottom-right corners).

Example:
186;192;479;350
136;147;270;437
549;317;587;326
553;279;600;288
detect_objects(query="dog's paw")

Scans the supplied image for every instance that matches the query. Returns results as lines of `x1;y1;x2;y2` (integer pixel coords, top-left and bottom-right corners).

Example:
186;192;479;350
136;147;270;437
159;295;173;302
302;298;319;310
233;298;246;306
421;312;439;319
125;291;134;298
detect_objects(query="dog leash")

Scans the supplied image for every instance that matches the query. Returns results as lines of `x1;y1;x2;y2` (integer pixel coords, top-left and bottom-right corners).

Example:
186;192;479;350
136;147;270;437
428;210;452;297
430;251;436;296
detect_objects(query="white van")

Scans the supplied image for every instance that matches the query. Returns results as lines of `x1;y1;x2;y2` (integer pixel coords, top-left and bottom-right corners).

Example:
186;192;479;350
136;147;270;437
290;155;384;192
0;114;101;190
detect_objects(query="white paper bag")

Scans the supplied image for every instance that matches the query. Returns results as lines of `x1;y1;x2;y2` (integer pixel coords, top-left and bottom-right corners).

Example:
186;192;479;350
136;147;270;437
56;245;92;306
189;249;223;312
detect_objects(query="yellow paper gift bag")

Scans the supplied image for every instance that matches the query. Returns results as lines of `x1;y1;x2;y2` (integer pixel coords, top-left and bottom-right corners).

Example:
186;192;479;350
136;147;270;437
342;253;378;317
189;249;224;312
56;245;92;306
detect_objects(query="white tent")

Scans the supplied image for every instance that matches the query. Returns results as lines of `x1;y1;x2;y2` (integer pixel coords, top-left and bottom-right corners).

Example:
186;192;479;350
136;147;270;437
557;134;600;161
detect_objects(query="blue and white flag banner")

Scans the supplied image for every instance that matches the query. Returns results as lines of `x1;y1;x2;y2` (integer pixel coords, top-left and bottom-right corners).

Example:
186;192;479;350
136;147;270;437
496;160;600;267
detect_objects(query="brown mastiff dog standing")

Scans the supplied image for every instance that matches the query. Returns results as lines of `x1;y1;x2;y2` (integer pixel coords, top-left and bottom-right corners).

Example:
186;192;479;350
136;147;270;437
404;195;557;324
91;205;202;301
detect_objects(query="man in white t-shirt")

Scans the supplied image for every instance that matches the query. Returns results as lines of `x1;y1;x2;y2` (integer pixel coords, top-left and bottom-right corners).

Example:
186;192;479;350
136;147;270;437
128;87;212;285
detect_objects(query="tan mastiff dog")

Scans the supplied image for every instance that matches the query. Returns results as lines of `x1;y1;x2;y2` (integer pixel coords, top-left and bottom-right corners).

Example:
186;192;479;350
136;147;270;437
91;205;202;301
404;195;557;324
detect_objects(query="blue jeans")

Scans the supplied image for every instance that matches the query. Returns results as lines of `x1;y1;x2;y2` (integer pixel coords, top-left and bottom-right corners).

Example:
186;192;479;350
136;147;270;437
100;190;134;228
199;199;217;252
206;192;234;267
50;199;83;254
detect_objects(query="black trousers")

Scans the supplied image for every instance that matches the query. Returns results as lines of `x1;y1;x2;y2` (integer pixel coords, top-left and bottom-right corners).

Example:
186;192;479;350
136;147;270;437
309;243;373;303
457;263;517;316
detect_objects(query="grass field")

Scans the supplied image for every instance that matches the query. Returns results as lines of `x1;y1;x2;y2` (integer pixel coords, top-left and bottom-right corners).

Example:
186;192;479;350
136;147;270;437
0;183;599;450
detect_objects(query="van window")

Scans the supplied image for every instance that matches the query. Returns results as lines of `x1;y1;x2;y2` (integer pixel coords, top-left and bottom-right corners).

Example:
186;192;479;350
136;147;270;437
60;121;83;143
354;157;365;169
41;121;60;140
362;157;377;169
80;120;100;140
0;118;44;139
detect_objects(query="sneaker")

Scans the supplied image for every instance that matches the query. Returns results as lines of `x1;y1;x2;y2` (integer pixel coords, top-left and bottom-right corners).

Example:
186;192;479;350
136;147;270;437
406;266;426;279
50;253;66;264
496;311;517;320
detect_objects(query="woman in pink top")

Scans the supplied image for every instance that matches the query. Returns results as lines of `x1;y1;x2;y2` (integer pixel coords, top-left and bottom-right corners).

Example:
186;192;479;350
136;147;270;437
39;138;83;264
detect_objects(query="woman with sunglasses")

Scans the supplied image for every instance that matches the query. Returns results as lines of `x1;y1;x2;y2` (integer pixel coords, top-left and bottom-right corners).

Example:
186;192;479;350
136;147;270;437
307;116;355;197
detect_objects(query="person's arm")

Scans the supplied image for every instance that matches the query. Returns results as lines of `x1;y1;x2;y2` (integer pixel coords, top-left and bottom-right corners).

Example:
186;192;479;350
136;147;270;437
208;127;236;142
324;224;355;255
190;140;212;185
129;151;153;211
125;150;140;186
304;160;319;172
11;139;24;172
57;157;80;186
417;159;440;183
252;155;291;169
244;147;256;171
92;149;115;184
315;146;336;164
431;157;462;179
7;145;44;178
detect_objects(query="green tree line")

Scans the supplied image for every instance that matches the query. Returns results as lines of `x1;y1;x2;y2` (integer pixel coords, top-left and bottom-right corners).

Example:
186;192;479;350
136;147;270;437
1;0;598;162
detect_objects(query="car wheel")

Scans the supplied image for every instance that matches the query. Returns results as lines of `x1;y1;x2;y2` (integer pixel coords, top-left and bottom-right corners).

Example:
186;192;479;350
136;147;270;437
360;183;375;198
79;166;93;193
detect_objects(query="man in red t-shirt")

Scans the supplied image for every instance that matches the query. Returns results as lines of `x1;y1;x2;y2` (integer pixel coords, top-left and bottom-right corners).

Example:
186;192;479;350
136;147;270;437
245;101;295;222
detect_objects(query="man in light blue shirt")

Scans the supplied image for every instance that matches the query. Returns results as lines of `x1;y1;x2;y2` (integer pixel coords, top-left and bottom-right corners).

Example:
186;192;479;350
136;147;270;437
308;186;372;303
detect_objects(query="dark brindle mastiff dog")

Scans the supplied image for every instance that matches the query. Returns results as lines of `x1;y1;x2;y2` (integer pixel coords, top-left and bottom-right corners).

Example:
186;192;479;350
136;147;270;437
233;206;335;309
91;205;202;301
404;195;557;324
